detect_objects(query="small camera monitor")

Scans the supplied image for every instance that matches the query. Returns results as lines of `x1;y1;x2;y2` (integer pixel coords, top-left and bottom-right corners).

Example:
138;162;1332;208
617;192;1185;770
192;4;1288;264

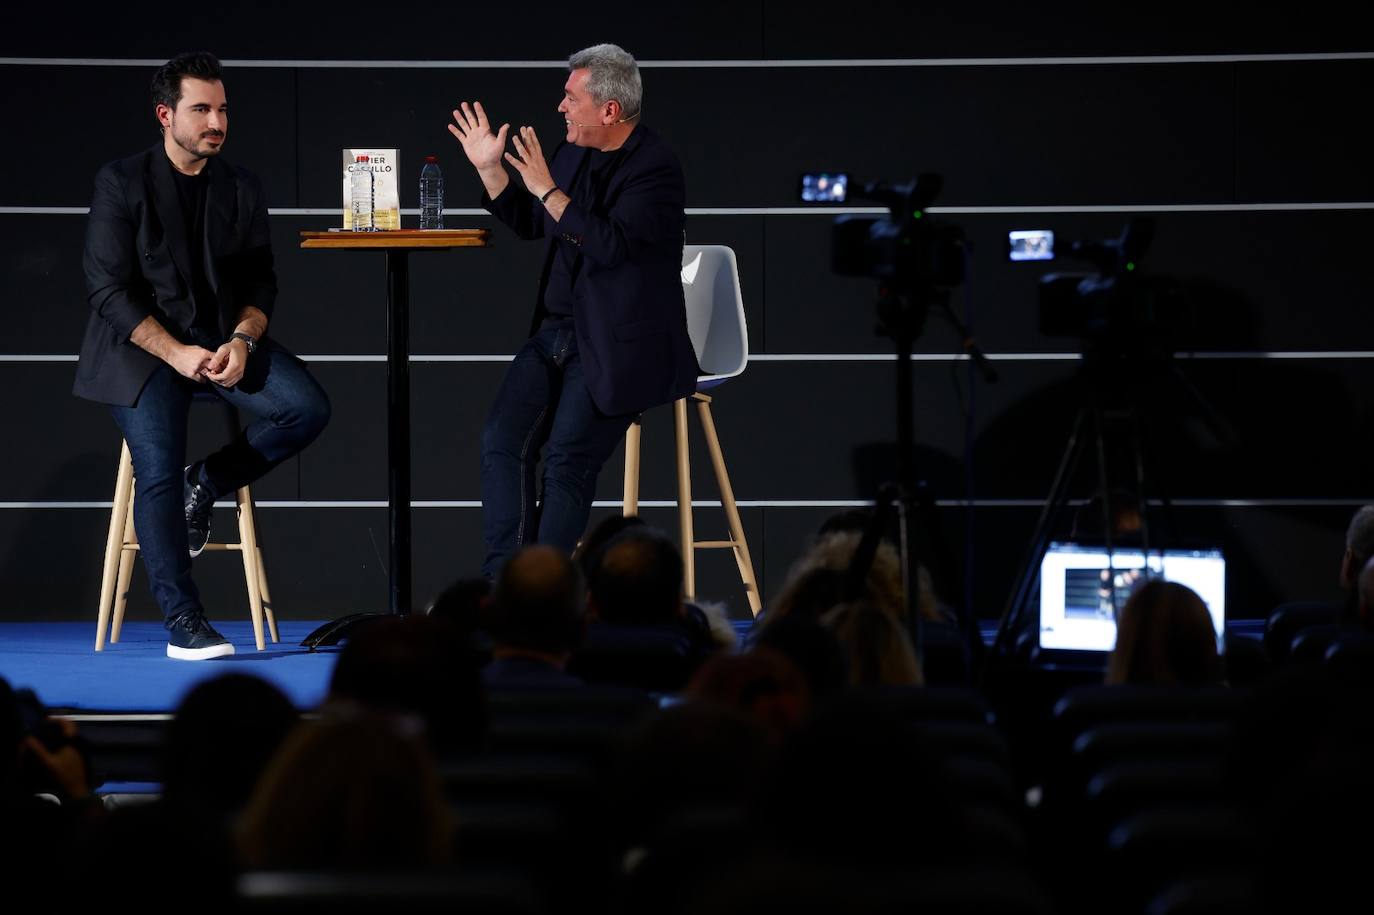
1037;542;1226;653
799;172;849;203
1009;229;1055;261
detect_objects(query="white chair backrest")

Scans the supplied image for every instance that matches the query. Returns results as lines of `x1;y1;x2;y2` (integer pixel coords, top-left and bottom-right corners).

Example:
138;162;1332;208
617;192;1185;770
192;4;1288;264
681;244;748;381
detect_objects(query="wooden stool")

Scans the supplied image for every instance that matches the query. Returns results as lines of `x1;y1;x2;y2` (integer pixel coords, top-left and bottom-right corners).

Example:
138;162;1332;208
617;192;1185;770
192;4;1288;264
94;440;279;651
622;392;762;616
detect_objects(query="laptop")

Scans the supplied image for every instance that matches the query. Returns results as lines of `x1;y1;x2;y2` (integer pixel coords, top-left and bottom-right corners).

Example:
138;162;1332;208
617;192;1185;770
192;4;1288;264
1037;541;1226;654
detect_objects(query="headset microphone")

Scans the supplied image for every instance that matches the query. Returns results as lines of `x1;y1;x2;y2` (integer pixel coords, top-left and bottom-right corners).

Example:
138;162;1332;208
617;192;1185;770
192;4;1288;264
567;110;642;128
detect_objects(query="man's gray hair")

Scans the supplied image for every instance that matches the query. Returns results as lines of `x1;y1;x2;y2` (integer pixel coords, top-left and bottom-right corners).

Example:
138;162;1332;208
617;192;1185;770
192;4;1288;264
1347;505;1374;564
568;43;642;119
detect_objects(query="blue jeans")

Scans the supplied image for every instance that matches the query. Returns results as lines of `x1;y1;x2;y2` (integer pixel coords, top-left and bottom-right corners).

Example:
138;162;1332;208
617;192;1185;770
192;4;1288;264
108;338;330;624
481;320;635;577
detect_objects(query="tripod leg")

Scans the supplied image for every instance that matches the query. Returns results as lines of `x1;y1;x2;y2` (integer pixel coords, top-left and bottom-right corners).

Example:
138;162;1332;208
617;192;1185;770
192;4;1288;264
990;408;1093;660
1093;409;1122;618
1129;408;1152;560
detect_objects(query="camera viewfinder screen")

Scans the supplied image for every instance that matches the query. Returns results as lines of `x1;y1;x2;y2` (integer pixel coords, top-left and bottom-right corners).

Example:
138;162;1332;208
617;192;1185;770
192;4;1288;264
800;173;848;203
1009;229;1055;261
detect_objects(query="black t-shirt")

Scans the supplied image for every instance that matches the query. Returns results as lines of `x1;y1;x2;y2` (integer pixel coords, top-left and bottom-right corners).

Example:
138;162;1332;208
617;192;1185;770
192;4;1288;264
543;148;614;319
168;160;221;336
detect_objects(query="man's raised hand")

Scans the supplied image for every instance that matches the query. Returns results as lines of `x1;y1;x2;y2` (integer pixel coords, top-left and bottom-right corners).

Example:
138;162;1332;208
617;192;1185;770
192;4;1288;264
448;101;510;171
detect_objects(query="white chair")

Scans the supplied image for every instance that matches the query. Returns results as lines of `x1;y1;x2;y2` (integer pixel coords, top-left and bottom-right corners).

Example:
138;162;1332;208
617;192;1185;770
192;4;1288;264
621;245;762;615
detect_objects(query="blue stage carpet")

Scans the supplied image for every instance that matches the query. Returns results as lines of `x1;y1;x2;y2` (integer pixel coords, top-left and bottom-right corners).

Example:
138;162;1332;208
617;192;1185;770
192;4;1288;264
0;621;339;712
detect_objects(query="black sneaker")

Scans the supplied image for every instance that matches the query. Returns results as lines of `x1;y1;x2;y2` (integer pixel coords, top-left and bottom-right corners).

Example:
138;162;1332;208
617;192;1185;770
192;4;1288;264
166;612;235;661
184;464;215;558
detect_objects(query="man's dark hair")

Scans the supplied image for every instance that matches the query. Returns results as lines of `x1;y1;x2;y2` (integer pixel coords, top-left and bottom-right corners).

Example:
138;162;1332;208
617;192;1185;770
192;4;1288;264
589;527;683;625
488;545;586;654
150;51;223;110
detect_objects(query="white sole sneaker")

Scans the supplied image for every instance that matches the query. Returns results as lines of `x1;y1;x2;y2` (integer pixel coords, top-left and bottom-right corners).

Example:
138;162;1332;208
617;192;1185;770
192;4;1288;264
167;642;236;661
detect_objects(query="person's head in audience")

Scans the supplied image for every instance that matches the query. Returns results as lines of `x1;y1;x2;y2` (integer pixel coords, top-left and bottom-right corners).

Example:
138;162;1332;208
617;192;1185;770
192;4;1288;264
574;513;647;578
768;529;939;626
750;613;848;700
588;526;685;625
164;673;297;820
0;677;23;792
328;615;487;756
813;511;942;620
687;649;811;741
1105;579;1222;686
237;711;451;871
426;575;492;635
824;600;924;687
1341;505;1374;605
766;566;847;624
487;544;587;665
1357;555;1374;630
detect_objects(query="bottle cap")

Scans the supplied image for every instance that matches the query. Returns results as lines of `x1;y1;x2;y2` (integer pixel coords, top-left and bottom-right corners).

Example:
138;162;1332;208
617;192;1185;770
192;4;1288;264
356;155;369;162
425;155;438;163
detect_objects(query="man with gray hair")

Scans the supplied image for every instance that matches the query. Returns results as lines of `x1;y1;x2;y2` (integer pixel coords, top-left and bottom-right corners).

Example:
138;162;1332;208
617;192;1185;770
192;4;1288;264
448;44;699;577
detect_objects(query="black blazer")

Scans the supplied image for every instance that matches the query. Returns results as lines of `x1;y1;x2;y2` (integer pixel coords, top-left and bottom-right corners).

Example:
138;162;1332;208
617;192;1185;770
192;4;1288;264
485;125;700;416
74;144;277;407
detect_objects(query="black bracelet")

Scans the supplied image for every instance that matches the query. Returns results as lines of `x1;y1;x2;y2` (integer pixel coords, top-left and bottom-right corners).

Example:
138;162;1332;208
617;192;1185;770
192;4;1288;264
539;187;559;205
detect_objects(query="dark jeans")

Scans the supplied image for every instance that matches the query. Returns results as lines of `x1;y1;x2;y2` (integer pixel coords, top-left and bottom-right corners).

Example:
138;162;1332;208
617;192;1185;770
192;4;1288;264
108;338;330;624
481;320;635;577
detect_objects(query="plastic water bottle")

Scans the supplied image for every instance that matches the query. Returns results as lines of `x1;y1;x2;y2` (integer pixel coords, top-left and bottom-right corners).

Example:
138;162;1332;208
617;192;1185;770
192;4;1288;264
419;156;444;229
351;154;375;231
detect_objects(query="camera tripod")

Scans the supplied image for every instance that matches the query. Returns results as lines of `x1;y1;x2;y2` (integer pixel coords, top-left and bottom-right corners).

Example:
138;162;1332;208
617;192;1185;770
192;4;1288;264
986;360;1201;664
846;284;997;659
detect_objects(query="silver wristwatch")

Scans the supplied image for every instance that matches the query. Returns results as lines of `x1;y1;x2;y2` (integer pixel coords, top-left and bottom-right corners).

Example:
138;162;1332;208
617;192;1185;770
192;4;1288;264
230;332;258;354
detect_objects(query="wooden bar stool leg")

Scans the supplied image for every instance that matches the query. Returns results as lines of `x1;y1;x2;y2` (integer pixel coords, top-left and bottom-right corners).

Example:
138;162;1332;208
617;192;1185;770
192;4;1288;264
111;502;138;644
623;418;642;517
244;489;279;643
674;398;696;601
696;396;763;616
96;442;135;651
237;486;266;650
256;546;279;644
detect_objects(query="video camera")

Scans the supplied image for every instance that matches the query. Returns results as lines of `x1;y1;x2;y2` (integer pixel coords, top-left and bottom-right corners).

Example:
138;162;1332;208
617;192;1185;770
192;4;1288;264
1009;218;1187;359
799;172;966;293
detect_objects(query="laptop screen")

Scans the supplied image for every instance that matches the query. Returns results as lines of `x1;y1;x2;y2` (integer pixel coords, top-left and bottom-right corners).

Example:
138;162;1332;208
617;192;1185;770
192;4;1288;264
1038;542;1226;652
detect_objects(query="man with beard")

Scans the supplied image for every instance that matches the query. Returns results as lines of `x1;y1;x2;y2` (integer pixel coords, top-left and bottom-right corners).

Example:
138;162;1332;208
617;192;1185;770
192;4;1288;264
76;51;330;659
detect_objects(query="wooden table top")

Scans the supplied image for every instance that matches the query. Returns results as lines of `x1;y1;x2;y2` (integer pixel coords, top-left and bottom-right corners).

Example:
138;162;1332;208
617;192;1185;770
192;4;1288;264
300;229;489;249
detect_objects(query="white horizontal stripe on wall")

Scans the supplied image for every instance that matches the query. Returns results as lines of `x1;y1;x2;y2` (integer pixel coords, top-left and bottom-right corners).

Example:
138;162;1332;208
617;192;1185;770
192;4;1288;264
6;202;1374;216
5;498;1370;510
8;352;1374;364
3;53;1373;69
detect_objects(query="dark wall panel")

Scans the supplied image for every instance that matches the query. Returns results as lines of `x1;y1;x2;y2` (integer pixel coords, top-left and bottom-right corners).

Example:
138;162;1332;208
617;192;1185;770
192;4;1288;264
5;4;1363;59
12;208;1371;357
1236;61;1374;202
8;59;1366;210
762;210;1374;354
288;63;1239;209
3;4;768;60
0;67;297;208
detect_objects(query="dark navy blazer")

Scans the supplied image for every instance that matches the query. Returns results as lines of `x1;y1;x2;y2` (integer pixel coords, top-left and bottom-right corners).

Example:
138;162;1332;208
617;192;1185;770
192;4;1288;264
484;124;700;416
74;144;277;407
